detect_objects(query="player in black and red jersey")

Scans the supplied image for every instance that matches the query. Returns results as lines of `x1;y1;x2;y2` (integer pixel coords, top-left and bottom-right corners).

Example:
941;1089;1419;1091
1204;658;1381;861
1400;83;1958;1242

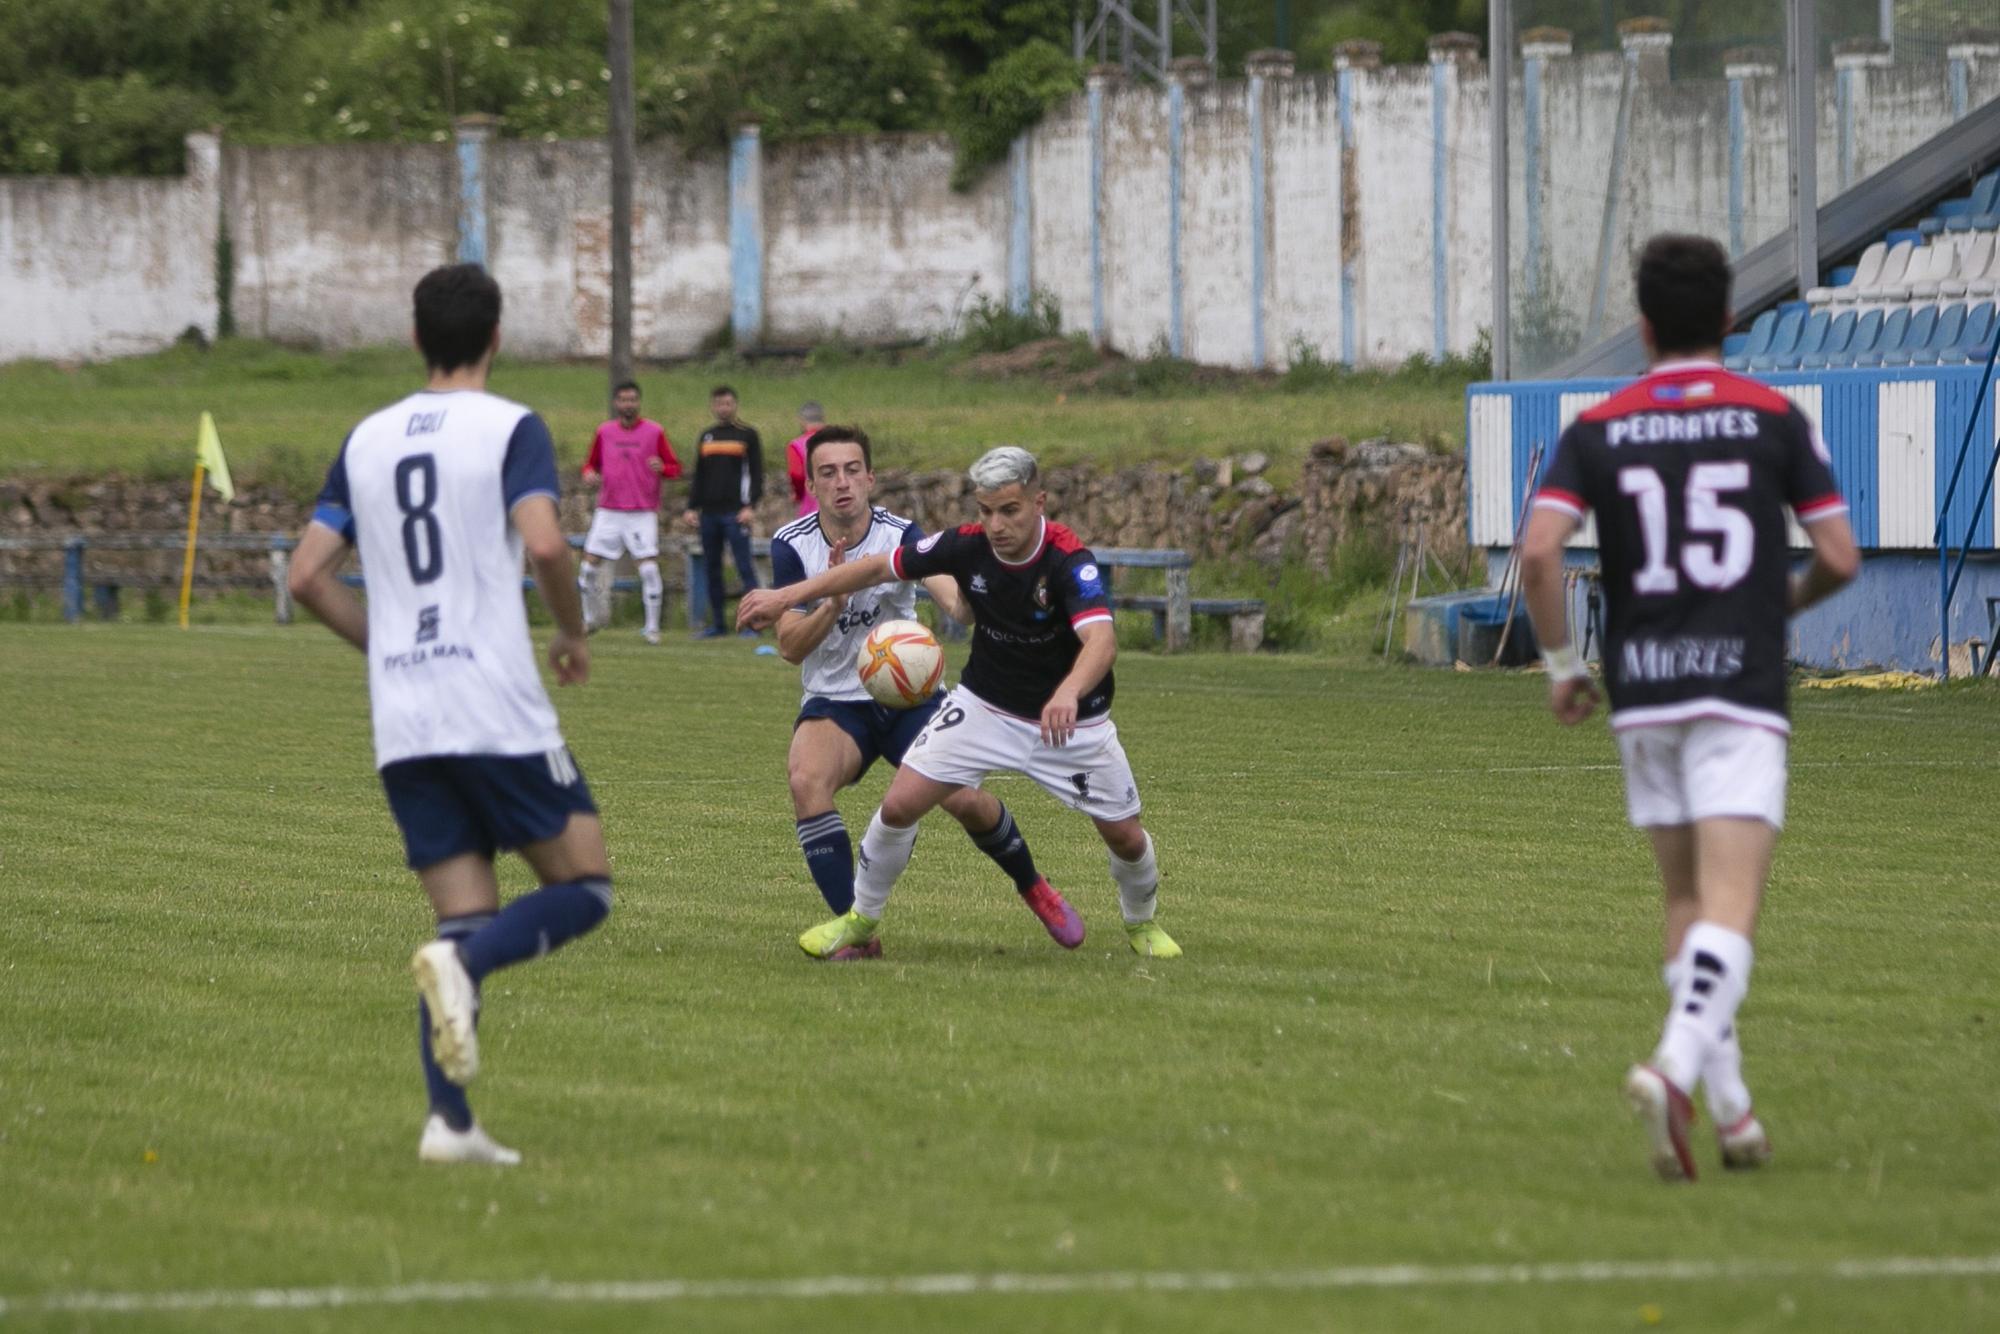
738;446;1181;960
1522;234;1859;1182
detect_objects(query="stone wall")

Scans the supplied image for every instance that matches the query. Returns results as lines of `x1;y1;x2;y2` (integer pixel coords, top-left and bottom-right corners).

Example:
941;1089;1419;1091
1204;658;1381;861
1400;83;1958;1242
0;442;1466;594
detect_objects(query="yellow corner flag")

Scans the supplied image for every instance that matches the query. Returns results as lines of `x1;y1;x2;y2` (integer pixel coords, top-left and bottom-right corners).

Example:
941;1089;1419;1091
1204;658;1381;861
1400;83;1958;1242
179;412;234;628
196;411;235;503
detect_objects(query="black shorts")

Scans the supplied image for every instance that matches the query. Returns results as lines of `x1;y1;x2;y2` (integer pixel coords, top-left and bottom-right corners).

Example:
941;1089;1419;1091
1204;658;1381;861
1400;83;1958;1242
794;692;944;781
380;750;597;870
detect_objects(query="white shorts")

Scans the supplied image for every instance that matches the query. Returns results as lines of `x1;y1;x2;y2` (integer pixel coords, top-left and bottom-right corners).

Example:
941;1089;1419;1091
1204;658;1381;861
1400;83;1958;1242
901;686;1143;822
583;509;659;561
1614;718;1788;830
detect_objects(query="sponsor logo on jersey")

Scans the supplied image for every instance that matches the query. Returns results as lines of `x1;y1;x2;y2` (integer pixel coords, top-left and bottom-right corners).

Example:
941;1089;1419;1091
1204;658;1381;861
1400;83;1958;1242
416;604;440;645
1619;636;1747;684
836;604;884;634
970;573;988;593
918;532;943;553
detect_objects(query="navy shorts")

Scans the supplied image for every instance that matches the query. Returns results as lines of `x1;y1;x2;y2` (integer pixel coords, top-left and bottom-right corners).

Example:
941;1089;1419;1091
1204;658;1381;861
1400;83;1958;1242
795;692;944;781
380;749;598;870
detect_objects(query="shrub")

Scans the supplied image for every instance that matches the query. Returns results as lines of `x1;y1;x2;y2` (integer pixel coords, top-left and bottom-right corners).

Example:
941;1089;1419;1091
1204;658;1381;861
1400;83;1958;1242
946;38;1079;191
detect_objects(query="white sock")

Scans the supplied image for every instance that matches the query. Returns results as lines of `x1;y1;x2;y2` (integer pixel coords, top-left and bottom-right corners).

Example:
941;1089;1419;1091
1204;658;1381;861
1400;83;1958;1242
853;811;918;920
639;560;663;633
1665;959;1753;1126
578;564;597;626
1108;832;1159;924
1652;922;1753;1095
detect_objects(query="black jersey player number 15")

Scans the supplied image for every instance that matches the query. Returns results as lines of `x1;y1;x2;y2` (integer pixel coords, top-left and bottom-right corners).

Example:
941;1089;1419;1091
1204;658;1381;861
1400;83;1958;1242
1617;462;1753;596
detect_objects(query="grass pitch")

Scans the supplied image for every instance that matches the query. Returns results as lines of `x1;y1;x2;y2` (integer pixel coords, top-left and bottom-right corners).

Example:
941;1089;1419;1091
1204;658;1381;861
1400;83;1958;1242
2;625;1997;1332
0;340;1473;491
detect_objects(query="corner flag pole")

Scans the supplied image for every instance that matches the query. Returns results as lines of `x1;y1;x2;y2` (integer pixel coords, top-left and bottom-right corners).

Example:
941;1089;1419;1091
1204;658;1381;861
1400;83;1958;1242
179;412;235;629
178;460;205;629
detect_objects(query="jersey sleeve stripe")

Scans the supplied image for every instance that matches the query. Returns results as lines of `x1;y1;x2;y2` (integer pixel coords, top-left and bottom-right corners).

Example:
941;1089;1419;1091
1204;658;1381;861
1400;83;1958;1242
1533;488;1588;519
1794;494;1848;522
889;546;907;580
1071;610;1113;630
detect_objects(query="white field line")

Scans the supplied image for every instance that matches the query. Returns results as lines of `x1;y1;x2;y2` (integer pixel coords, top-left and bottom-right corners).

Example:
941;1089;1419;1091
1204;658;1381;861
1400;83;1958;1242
4;1254;1997;1317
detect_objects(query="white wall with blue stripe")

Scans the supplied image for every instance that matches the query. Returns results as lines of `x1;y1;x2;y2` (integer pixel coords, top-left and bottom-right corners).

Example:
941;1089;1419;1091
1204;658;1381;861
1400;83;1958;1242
1466;364;2000;671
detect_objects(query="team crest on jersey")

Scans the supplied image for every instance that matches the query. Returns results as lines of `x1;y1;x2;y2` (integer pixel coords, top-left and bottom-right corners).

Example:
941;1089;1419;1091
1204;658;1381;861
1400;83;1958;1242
1653;382;1714;403
1033;578;1050;610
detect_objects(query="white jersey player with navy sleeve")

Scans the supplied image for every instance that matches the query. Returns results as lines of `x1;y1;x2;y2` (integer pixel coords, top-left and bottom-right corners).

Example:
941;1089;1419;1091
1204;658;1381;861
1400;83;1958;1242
769;507;924;705
288;263;621;1171
313;390;566;769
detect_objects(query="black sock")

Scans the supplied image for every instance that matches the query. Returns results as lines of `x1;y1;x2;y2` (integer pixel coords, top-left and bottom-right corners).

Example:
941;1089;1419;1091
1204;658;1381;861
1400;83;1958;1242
970;803;1042;893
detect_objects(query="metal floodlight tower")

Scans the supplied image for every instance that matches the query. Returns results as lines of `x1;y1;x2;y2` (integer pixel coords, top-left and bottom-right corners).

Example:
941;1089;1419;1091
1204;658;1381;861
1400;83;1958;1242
1074;0;1217;80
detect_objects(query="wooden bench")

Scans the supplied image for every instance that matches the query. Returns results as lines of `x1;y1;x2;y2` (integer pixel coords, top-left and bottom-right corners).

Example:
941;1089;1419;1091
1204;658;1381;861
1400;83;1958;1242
1113;594;1268;653
1092;547;1266;652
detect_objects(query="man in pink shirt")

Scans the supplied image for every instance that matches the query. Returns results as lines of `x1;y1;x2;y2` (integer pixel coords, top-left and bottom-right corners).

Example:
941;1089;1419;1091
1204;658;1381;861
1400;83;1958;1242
580;380;681;643
786;400;824;517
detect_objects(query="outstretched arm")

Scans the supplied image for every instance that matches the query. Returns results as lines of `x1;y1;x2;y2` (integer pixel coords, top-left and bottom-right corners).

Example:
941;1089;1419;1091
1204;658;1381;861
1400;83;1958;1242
922;574;971;625
739;552;898;629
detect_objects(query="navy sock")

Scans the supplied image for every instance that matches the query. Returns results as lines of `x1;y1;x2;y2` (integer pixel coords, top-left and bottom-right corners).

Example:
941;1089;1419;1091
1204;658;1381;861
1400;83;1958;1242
797;811;855;914
420;913;489;1131
970;804;1042;893
457;879;612;982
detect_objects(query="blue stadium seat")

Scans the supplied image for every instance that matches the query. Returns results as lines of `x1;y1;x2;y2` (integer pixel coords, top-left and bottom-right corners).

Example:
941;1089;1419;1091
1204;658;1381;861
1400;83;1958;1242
1800;310;1858;370
1885;227;1927;249
1945;303;1997;363
1947;171;2000;231
1854;307;1913;367
1776;310;1833;371
1721;331;1749;362
1913;304;1968;365
1884;305;1943;366
1725;309;1778;370
1750;308;1805;371
1921;199;1972;236
1828;264;1859;288
1832;309;1886;367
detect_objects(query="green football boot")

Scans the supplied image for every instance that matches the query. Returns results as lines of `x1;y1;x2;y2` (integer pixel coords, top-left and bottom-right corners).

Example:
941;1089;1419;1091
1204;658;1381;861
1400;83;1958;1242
799;910;883;961
1124;920;1182;959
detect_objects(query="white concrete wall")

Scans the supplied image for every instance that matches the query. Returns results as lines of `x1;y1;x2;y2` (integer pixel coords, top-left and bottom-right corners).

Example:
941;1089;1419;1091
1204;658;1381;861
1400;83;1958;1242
1267;76;1342;366
1;134;220;362
1178;82;1255;366
1099;85;1173;355
763;134;1007;346
229;142;455;351
1025;96;1094;340
5;52;2000;368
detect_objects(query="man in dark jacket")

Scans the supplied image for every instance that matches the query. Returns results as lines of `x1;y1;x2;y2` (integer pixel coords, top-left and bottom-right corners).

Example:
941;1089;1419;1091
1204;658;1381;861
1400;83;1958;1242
681;385;764;638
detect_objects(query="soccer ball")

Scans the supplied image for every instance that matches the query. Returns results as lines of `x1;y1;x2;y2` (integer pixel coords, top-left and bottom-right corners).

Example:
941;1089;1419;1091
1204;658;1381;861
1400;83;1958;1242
857;619;945;709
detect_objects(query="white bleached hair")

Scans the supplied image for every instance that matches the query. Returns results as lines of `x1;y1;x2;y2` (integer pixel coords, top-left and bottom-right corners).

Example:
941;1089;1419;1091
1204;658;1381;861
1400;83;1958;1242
968;446;1039;492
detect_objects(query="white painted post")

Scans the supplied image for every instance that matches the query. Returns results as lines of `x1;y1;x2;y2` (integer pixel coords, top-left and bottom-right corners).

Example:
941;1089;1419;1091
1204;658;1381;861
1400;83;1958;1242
269;542;292;624
1165;565;1192;652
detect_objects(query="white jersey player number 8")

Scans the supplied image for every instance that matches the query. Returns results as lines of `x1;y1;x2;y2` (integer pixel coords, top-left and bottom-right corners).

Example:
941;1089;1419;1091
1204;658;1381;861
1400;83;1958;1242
1617;462;1753;595
397;454;444;584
